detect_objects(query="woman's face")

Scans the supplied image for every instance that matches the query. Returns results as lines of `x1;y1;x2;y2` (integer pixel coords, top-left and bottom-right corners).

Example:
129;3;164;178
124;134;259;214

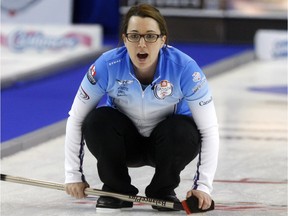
123;16;166;73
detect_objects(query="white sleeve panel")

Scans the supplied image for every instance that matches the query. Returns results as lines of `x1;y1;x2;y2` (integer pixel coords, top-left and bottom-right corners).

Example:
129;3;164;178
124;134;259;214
65;115;85;183
187;94;219;195
64;84;104;183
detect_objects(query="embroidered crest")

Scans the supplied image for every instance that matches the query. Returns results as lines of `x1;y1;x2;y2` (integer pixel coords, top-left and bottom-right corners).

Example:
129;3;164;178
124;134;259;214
154;80;173;100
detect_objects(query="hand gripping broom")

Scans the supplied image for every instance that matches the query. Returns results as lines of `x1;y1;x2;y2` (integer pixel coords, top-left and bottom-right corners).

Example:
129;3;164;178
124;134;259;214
1;173;214;214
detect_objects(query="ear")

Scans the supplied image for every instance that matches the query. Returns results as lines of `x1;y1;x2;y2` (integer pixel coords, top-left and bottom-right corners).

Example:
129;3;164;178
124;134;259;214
161;35;167;47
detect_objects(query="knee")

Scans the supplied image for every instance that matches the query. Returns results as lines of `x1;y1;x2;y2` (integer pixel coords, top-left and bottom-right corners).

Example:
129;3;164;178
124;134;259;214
152;115;201;155
82;107;124;156
156;115;200;141
82;107;118;132
83;107;112;125
81;108;113;146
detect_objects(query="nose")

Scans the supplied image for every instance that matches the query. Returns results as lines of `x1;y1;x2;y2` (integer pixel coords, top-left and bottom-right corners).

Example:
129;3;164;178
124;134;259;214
138;36;146;48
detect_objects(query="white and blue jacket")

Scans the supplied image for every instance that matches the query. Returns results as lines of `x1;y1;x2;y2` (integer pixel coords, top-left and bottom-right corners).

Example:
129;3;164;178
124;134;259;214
65;46;219;195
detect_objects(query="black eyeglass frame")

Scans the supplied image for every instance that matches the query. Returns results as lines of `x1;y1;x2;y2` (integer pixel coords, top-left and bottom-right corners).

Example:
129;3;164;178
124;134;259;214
125;33;162;43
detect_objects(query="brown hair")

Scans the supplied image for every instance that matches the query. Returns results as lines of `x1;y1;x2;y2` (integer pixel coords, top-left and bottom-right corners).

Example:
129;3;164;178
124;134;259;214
120;4;169;46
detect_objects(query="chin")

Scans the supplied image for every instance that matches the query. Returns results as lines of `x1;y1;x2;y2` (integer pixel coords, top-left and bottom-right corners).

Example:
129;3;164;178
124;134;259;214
137;63;150;69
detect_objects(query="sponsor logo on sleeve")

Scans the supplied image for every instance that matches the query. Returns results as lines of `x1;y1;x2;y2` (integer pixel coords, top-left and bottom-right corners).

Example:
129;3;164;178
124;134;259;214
192;72;201;82
192;78;207;94
78;86;90;100
199;96;213;106
86;64;96;85
154;80;173;99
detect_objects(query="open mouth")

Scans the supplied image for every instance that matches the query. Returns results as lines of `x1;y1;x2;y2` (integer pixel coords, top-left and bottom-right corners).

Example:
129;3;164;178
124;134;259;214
137;53;148;60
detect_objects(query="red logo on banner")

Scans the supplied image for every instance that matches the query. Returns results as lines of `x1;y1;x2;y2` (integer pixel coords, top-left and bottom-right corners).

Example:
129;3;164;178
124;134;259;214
1;0;41;17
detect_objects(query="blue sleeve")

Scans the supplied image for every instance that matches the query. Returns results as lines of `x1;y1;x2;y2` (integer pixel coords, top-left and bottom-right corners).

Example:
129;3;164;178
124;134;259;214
78;54;108;106
180;60;210;101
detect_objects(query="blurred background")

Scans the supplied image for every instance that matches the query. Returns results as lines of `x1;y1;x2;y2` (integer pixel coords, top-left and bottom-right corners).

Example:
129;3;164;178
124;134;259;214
2;0;287;43
1;0;287;156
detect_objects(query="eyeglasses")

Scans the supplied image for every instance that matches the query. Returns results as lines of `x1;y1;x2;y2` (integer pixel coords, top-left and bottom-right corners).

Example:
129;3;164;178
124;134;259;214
125;33;162;43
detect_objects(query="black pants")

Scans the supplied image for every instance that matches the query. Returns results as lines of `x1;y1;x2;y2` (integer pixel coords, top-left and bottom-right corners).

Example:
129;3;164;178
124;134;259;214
82;107;201;197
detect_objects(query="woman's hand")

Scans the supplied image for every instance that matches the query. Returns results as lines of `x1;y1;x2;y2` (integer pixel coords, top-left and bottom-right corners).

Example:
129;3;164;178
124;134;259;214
65;182;90;199
186;189;212;210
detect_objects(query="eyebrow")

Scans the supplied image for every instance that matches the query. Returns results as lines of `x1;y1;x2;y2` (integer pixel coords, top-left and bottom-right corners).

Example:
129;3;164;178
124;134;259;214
128;30;157;33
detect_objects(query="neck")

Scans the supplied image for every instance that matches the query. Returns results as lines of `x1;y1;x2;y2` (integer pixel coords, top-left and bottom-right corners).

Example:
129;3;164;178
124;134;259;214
134;61;157;85
135;70;154;85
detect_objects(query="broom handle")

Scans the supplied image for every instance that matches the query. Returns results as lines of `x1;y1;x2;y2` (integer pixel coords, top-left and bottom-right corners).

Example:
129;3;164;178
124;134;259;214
1;173;183;211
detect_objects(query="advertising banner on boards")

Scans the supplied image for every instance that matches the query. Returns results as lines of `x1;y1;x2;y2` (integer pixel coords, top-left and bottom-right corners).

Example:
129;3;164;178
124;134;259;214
1;24;103;55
